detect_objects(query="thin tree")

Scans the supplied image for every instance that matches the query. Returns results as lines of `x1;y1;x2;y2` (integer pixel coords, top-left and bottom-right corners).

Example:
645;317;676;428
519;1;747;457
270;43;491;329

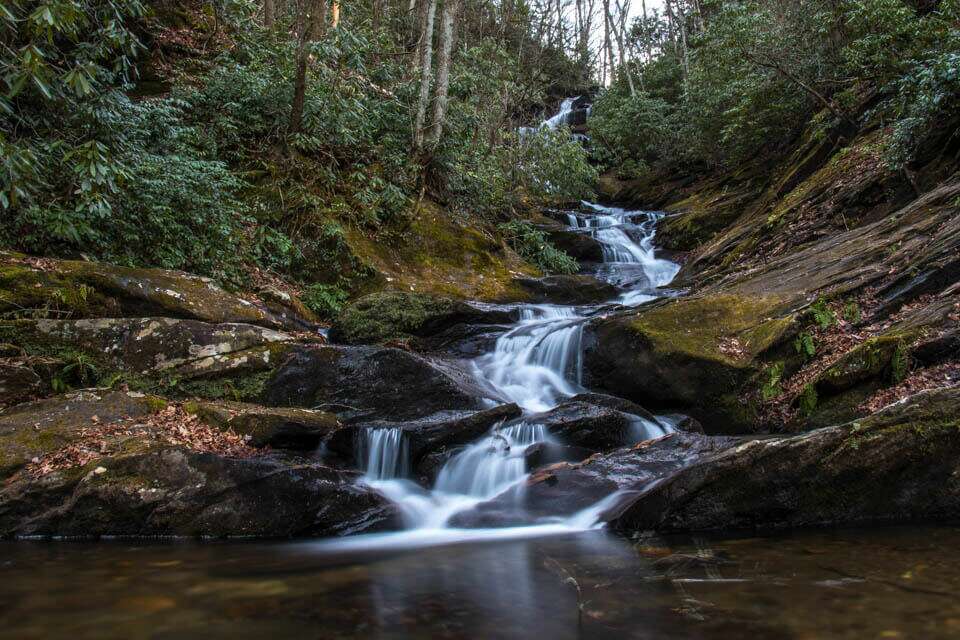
413;0;438;153
425;0;463;149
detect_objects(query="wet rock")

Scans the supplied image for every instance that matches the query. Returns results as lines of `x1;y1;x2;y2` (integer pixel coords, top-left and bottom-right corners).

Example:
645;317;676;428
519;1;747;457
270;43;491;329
326;403;522;469
814;335;908;395
527;400;634;451
611;387;960;533
330;291;514;345
451;432;737;528
585;294;797;433
262;344;483;422
546;230;604;263
0;447;397;538
0;358;59;406
0;252;317;332
187;400;340;451
515;275;619;305
523;441;594;470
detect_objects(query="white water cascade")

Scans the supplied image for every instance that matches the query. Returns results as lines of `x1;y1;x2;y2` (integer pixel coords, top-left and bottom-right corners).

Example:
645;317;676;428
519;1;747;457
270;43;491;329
321;101;682;552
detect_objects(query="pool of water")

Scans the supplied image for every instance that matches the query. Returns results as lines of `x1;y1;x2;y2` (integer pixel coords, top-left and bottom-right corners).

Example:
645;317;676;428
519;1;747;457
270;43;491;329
3;526;960;639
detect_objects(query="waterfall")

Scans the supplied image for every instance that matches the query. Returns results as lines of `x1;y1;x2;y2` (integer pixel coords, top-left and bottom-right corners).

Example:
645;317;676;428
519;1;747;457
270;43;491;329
359;428;409;481
470;306;586;413
334;99;682;549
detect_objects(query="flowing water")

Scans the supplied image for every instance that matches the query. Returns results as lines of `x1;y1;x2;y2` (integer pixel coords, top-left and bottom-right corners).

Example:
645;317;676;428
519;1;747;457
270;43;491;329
333;195;682;550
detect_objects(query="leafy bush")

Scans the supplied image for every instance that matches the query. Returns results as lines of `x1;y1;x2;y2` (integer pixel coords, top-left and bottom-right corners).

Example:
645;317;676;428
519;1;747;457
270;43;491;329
302;283;350;320
498;220;578;275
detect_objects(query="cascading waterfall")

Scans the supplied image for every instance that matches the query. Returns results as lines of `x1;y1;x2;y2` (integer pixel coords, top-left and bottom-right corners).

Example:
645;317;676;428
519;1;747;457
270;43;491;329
470;306;586;413
334;100;682;550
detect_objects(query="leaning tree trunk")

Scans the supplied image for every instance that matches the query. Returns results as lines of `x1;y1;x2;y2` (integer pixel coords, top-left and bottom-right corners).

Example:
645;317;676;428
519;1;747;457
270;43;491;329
412;0;438;154
424;0;461;150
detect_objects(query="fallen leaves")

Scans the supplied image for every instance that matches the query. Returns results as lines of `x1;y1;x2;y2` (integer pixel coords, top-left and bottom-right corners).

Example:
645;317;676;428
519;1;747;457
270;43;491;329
25;403;259;478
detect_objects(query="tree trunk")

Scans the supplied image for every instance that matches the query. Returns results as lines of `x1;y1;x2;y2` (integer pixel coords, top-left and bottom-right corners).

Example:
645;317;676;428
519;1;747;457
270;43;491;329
289;0;328;135
264;0;276;28
425;0;461;149
412;0;438;153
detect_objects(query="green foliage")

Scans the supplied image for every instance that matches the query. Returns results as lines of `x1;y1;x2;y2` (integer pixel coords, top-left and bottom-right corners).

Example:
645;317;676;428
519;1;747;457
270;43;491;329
794;331;817;360
798;383;819;416
760;361;785;401
301;283;349;320
890;341;910;384
52;352;99;392
843;301;862;324
498;220;578;275
810;297;836;330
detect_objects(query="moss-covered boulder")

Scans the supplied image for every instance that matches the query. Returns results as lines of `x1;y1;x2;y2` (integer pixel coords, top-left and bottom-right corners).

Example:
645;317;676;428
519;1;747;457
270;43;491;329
330;291;513;345
0;252;317;331
186;400;340;450
585;294;797;433
0;391;167;478
814;335;911;396
611;387;960;533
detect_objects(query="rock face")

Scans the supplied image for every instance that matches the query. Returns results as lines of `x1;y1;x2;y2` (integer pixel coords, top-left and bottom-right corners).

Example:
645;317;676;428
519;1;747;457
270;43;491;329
326;403;522;473
585;294;797;433
0;448;397;538
261;344;483;422
330;291;514;345
611;388;960;533
0;391;397;538
186;400;340;450
0;252;318;332
545;229;605;263
527;400;634;451
515;275;619;305
451;431;737;528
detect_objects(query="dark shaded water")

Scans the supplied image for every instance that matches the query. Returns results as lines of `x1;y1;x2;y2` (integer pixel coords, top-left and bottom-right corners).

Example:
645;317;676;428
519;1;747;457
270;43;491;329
3;526;960;639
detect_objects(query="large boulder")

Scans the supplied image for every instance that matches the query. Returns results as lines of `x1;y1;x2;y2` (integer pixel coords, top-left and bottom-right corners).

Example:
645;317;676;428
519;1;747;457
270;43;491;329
611;387;960;533
330;291;514;345
326;403;521;472
0;391;397;538
515;275;619;305
450;431;737;528
261;344;483;422
186;400;340;451
0;252;317;332
585;293;797;433
546;230;605;263
0;448;397;538
527;401;634;451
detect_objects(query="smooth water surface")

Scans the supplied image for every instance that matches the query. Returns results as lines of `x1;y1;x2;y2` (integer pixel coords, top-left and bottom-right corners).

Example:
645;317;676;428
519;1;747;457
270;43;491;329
3;526;960;639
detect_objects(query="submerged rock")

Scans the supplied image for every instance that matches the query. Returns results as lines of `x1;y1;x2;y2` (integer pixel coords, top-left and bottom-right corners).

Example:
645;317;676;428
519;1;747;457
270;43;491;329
611;387;960;533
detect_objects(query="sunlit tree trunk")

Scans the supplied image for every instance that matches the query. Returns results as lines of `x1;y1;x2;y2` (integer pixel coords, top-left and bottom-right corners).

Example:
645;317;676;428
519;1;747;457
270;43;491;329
425;0;462;149
413;0;438;153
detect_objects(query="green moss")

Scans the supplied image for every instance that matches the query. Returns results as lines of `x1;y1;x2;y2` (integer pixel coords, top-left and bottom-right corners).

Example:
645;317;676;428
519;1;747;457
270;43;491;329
175;370;273;402
332;291;461;344
816;334;916;395
798;383;818;416
628;294;791;365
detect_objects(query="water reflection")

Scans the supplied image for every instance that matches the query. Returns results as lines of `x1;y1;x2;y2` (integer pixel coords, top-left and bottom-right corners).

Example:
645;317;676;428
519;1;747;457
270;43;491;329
3;526;960;639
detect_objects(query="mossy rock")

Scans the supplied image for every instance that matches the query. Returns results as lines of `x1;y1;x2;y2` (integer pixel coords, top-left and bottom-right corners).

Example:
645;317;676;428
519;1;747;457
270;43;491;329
815;335;913;396
613;387;960;533
585;294;796;433
0;391;167;478
186;400;340;450
0;252;317;331
330;291;511;345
